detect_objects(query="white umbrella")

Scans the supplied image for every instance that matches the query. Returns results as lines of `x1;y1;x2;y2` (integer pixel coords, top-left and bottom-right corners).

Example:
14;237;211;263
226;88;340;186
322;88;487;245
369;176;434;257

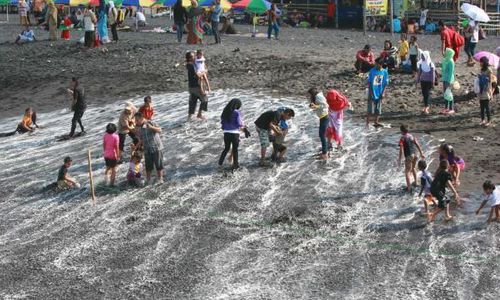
461;3;490;22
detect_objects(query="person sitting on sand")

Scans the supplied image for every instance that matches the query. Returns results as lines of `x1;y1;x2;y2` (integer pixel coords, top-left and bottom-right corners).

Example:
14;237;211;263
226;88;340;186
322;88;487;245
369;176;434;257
254;108;295;166
135;10;146;29
186;51;208;120
379;40;398;70
397;124;425;192
15;26;36;44
366;58;389;128
418;160;437;215
355;44;375;74
57;156;80;190
139;96;154;120
476;180;500;223
266;3;280;40
0;107;39;137
307;87;329;161
428;160;461;221
127;153;145;187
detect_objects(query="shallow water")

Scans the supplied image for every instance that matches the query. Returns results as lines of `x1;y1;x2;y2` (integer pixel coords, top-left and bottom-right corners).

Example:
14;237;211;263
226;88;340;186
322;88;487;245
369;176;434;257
0;90;498;299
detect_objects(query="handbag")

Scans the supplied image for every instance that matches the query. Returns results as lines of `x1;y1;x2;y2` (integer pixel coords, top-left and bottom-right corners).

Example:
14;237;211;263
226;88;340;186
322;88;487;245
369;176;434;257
444;88;454;102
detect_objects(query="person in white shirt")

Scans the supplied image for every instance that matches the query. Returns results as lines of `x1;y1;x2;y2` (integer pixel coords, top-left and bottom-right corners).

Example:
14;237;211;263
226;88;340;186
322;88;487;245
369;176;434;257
83;6;97;48
15;26;36;44
476;180;500;223
135;10;146;29
308;87;330;160
194;49;211;94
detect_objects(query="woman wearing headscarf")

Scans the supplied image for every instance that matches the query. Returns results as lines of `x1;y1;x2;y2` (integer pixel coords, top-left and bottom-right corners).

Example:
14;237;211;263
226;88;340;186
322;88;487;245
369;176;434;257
218;98;245;170
416;51;436;114
97;0;109;43
108;1;119;42
186;0;204;45
45;1;58;41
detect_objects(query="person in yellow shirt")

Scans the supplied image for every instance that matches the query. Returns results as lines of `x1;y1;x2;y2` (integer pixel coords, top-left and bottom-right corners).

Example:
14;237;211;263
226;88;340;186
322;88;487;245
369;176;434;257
398;33;409;66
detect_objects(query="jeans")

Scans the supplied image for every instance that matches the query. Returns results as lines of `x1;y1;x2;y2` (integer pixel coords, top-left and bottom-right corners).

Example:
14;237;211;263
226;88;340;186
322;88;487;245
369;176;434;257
464;38;477;58
421;81;432;107
175;22;184;42
267;22;279;39
480;99;491;122
69;109;85;136
119;132;139;152
218;133;240;168
211;20;220;43
319;116;329;154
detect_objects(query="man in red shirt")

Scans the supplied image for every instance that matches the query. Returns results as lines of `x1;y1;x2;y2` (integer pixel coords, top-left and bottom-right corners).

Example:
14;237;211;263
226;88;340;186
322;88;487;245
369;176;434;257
327;0;335;28
355;44;375;73
439;20;460;62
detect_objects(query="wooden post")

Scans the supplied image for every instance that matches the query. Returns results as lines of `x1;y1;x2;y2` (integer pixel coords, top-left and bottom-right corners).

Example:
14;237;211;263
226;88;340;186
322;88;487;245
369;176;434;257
390;0;394;37
363;1;367;36
87;149;96;204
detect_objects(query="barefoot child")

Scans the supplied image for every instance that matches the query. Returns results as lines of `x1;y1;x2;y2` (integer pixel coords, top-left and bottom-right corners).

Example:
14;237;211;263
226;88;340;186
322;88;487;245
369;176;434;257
398;33;409;67
127;153;145;187
438;144;464;187
397;124;425;191
475;180;500;223
139;96;155;120
477;57;493;126
195;49;211;94
57;156;80;190
103;123;120;186
418;160;436;214
271;107;290;163
428;160;461;221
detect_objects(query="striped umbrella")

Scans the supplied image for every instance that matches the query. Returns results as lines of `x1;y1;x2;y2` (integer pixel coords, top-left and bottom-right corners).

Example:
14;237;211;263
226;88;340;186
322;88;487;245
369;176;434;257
232;0;272;14
122;0;155;6
198;0;231;10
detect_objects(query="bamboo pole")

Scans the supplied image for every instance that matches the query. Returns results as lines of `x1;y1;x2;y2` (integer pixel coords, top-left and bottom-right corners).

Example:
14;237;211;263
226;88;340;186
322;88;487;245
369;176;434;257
87;149;96;204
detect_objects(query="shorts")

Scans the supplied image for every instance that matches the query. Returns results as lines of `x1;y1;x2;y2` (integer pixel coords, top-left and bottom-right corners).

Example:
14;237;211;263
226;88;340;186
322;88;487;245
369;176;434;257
144;150;164;172
404;154;417;172
433;192;449;209
367;97;382;115
57;180;70;190
256;127;270;148
105;158;118;168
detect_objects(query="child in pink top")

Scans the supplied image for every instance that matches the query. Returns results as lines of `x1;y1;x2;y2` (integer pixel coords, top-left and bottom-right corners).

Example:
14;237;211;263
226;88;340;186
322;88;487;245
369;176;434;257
103;123;120;186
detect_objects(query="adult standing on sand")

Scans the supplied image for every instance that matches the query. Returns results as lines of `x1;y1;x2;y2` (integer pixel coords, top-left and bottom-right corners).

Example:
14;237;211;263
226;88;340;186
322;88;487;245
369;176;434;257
18;0;29;26
173;0;188;43
67;77;87;138
97;0;109;43
186;0;203;45
211;0;222;44
45;1;58;41
186;51;208;120
83;5;97;48
366;58;389;127
327;0;335;28
134;112;165;185
266;3;279;40
108;1;119;42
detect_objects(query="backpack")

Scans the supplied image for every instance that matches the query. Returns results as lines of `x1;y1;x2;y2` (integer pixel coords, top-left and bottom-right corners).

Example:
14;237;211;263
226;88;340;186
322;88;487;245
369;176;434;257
326;89;349;111
452;31;465;48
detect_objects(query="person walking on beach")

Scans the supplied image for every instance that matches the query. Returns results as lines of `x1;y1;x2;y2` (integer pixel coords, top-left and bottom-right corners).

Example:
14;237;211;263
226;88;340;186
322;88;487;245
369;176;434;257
366;58;389;127
57;157;80;190
103;123;120;186
135;112;165;184
97;0;109;43
211;0;222;44
464;19;479;66
218;98;245;170
254;108;294;166
187;0;204;45
397;124;425;192
266;3;279;40
186;51;208;120
441;48;455;114
83;5;97;48
108;1;119;42
45;1;58;41
438;21;462;62
477;57;494;126
416;50;435;114
18;0;29;26
67;77;87;138
476;180;500;223
308;88;329;161
118;104;139;160
173;0;188;43
327;0;335;28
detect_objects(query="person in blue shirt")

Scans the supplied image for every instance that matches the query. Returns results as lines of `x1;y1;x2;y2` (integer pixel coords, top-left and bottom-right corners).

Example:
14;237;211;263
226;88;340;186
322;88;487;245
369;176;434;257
211;0;222;44
366;58;389;127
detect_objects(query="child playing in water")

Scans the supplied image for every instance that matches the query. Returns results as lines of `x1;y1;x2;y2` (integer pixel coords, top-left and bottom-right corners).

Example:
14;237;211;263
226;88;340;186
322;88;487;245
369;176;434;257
127;153;145;187
139;95;154;120
418;160;436;215
57;156;80;190
195;49;211;94
397;124;425;192
437;144;464;187
103;123;120;186
475;180;500;223
271;107;290;162
428;160;461;221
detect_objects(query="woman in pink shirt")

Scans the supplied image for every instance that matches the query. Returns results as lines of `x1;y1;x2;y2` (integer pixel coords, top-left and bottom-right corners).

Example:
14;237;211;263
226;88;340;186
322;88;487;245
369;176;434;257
103;123;120;186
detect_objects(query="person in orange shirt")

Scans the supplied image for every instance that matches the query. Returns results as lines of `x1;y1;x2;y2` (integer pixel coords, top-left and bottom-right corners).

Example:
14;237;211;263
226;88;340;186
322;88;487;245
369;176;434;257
139;96;155;120
0;107;38;137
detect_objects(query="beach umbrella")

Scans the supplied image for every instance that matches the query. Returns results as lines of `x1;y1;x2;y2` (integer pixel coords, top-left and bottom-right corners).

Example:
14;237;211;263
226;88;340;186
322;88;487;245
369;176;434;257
473;51;499;69
461;3;490;22
232;0;272;14
198;0;231;10
122;0;155;6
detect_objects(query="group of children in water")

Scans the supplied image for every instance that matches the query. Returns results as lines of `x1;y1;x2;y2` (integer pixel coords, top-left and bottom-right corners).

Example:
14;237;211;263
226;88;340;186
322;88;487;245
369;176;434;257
397;124;499;223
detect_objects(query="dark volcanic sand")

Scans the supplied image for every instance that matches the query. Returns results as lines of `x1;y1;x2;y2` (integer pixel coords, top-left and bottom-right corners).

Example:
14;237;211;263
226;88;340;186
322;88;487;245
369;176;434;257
0;17;499;299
